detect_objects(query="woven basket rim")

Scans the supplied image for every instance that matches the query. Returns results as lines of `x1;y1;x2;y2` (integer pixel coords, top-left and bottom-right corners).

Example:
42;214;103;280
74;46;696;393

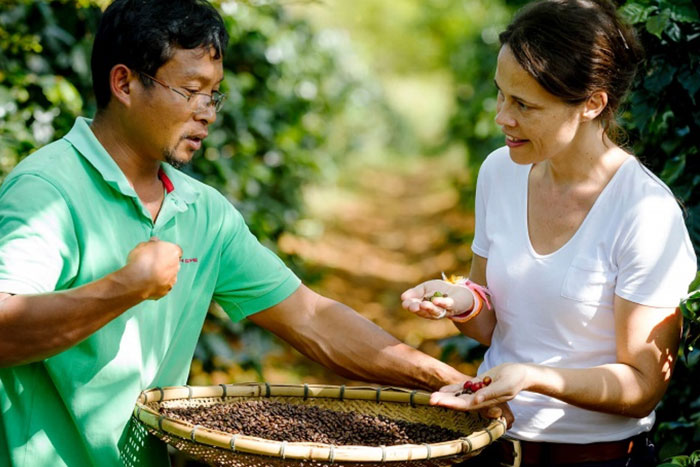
133;382;506;463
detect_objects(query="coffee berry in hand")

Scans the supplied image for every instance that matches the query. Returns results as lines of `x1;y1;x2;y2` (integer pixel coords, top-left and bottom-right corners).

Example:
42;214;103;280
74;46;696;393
423;291;447;302
456;376;492;396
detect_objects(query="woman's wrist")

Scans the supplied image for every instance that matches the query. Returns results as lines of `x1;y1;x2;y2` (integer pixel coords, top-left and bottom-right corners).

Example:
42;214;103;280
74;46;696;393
450;285;476;317
447;278;491;323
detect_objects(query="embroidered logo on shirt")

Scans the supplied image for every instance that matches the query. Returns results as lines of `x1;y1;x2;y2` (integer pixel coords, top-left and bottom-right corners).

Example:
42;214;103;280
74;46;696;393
180;258;198;264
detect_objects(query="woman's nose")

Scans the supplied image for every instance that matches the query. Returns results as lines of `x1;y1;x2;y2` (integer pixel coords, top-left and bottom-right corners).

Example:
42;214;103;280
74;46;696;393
494;102;516;128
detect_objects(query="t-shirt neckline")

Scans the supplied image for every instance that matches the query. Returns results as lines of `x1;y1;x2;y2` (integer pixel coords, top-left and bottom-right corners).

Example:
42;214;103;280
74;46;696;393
523;156;635;259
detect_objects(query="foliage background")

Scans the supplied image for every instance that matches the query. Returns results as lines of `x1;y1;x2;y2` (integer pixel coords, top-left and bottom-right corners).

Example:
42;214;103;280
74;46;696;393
0;0;698;464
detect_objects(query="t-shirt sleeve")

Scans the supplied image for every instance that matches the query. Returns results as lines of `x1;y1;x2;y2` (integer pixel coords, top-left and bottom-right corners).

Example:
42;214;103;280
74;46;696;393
0;174;79;294
471;154;494;258
615;194;697;308
212;202;301;322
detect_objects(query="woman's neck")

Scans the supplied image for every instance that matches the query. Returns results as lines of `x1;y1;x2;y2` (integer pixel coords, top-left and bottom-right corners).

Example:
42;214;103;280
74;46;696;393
539;122;628;188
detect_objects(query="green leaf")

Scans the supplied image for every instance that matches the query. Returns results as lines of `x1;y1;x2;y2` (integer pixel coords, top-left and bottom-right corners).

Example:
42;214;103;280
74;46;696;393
646;9;672;38
644;62;676;93
665;22;682;42
678;65;700;104
660;155;686;185
39;75;82;115
660;0;700;23
619;3;658;24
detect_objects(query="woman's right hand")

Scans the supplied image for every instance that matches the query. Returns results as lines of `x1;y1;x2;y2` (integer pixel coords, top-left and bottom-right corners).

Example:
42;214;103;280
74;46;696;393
400;279;474;320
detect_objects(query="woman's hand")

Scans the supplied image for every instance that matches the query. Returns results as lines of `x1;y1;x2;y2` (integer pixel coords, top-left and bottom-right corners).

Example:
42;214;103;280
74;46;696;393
400;280;473;320
428;375;516;428
430;363;530;411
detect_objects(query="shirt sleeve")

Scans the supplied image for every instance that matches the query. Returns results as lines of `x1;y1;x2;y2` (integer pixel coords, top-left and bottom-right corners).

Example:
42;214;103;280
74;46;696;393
0;174;79;294
615;193;697;308
471;154;494;259
212;201;301;322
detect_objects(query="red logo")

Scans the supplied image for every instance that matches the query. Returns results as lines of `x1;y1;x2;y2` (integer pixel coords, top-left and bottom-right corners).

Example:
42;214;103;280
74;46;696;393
180;258;198;264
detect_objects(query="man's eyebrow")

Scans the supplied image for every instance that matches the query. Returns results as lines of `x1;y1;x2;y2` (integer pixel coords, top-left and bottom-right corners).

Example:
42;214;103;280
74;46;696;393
181;70;224;85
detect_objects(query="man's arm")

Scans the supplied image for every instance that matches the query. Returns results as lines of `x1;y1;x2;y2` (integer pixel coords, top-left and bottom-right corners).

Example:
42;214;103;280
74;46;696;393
0;238;181;367
248;284;468;391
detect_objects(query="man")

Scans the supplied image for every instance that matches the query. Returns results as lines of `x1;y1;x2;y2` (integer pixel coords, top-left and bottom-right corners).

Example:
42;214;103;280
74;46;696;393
0;1;507;465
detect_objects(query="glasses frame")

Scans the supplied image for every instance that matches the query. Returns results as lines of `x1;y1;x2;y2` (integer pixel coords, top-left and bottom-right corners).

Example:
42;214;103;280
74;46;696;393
138;71;226;113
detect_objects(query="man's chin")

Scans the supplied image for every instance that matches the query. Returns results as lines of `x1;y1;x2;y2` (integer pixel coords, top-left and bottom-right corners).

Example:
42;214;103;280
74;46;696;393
164;152;192;170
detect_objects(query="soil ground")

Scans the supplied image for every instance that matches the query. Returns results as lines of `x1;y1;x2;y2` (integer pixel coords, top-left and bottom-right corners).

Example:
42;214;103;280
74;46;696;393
266;153;481;384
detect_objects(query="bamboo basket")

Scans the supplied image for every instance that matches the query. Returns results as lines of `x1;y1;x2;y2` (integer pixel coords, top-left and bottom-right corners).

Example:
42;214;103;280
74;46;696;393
133;383;506;466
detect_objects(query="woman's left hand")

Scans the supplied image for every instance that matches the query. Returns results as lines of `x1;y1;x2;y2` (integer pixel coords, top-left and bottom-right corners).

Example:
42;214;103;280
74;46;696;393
430;363;531;411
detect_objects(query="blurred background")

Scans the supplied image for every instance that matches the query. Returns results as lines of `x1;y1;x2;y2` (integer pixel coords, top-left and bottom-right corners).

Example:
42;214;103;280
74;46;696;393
1;0;698;463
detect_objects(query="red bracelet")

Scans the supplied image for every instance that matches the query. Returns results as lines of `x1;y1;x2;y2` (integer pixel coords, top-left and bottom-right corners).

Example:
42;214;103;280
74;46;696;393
448;278;492;323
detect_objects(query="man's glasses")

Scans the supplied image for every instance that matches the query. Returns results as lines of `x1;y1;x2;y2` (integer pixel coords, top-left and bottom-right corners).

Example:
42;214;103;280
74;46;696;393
138;71;226;113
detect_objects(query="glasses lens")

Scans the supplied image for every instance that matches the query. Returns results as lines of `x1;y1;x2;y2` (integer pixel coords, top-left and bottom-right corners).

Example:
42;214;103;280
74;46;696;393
213;92;226;112
191;92;226;113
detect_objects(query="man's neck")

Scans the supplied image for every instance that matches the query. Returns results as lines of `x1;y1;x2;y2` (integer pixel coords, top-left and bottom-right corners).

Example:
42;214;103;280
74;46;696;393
90;112;162;190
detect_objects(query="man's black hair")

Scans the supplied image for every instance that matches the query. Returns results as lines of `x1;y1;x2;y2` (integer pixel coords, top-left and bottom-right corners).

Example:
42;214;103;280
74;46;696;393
91;0;229;109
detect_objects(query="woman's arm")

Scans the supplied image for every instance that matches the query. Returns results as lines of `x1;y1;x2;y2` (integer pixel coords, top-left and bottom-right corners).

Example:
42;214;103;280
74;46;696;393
431;295;681;418
453;254;497;345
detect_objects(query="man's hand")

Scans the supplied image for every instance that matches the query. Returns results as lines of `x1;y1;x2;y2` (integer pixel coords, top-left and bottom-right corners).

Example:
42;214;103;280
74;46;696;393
122;237;182;300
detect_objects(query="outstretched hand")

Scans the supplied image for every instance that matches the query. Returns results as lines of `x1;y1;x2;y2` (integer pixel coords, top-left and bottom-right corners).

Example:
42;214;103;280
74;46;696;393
400;280;473;320
429;364;528;427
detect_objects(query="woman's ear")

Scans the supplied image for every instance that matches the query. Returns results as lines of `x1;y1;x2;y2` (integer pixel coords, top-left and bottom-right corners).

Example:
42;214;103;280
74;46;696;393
581;91;608;121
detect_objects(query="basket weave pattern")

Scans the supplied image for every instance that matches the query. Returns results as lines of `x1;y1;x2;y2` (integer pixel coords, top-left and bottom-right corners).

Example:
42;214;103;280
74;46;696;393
133;383;506;466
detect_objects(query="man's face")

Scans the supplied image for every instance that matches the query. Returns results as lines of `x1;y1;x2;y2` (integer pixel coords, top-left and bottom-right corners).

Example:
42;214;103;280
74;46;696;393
130;47;224;168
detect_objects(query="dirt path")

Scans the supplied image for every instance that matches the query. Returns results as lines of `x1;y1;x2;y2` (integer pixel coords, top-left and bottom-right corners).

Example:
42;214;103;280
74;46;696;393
267;155;481;384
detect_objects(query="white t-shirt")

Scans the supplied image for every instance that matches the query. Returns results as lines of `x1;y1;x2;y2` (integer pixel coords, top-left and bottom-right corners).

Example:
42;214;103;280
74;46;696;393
472;146;697;443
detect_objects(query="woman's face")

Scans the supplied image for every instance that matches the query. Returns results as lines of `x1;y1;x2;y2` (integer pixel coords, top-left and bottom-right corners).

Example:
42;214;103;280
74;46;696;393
494;45;585;165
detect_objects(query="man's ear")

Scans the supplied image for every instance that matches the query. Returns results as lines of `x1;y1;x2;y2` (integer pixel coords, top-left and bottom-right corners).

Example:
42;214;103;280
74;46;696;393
581;90;608;121
109;64;136;107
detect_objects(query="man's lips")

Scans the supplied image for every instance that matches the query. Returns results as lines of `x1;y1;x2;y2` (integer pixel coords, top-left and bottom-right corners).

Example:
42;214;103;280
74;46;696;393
184;132;207;150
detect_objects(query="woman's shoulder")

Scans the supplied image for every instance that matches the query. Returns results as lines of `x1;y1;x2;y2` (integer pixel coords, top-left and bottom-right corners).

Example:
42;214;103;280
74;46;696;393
618;157;679;205
478;146;520;177
612;157;686;224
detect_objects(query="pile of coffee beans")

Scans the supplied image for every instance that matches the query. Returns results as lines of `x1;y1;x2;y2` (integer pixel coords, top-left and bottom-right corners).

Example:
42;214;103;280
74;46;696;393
162;400;464;446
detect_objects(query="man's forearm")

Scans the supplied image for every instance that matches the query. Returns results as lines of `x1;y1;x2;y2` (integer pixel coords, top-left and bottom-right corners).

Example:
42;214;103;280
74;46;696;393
252;287;467;391
0;269;145;367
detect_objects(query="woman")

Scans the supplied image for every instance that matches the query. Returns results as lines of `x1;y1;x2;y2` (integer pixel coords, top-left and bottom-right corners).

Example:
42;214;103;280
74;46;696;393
401;1;696;465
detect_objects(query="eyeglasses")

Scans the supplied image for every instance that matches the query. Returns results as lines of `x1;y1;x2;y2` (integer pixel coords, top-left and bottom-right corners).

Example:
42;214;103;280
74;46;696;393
138;71;226;113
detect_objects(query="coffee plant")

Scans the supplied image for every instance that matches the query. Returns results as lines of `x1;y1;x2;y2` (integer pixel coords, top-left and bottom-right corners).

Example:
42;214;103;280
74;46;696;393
0;0;391;386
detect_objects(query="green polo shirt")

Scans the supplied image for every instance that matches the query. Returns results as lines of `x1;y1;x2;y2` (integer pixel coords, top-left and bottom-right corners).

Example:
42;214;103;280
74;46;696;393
0;117;301;466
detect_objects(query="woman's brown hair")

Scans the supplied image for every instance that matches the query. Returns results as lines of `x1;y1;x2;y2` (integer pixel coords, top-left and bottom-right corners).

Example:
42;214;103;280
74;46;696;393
499;0;644;143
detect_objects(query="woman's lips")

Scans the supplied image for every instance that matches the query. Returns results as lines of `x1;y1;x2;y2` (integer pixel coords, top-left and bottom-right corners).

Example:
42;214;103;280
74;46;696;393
505;135;528;148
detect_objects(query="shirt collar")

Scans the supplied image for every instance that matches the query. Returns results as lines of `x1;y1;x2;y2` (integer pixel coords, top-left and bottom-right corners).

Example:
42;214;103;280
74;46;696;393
63;117;198;205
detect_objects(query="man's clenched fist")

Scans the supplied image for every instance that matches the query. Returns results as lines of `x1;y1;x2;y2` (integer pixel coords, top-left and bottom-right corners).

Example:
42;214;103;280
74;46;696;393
123;237;182;300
